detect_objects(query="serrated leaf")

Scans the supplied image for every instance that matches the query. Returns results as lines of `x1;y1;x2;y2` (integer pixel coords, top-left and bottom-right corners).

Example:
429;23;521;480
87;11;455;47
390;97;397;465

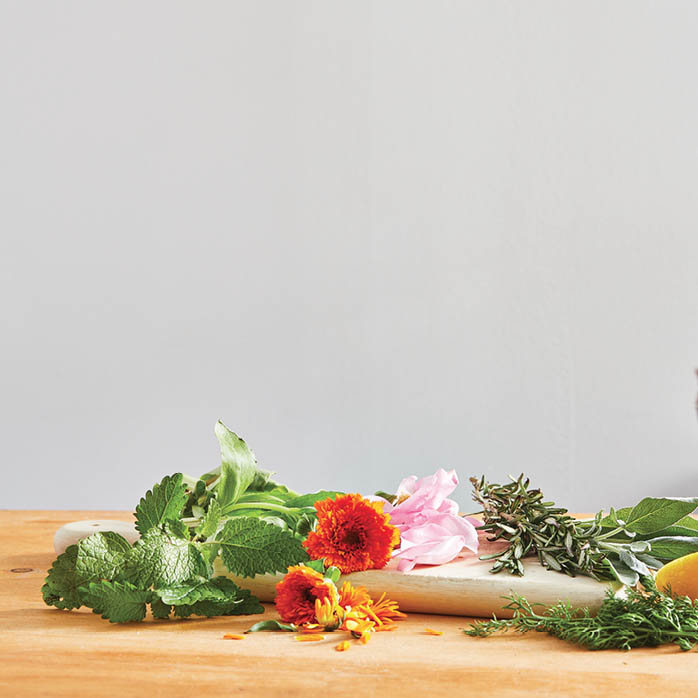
75;532;133;584
155;575;233;605
126;526;209;587
150;598;172;619
163;518;190;540
42;533;133;611
42;544;82;610
81;580;151;623
216;517;309;577
154;576;262;618
196;498;221;538
215;422;259;511
232;592;264;616
135;473;188;535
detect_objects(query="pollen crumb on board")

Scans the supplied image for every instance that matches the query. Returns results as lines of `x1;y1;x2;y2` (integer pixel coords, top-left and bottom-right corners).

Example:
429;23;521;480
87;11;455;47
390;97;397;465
223;634;245;640
424;628;444;636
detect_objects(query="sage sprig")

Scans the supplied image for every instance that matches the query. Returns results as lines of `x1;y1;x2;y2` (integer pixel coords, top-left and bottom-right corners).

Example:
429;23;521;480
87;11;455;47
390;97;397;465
470;474;698;585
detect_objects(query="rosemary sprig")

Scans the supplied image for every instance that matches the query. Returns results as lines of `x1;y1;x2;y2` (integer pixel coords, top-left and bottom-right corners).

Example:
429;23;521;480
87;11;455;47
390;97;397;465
466;577;698;651
469;474;651;581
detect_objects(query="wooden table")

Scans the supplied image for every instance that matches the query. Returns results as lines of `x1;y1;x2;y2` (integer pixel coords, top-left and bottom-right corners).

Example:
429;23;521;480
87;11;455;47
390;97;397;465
3;511;698;697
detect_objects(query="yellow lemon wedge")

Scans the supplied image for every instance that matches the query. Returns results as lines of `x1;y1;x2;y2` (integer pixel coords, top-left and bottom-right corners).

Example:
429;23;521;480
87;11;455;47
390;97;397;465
655;552;698;599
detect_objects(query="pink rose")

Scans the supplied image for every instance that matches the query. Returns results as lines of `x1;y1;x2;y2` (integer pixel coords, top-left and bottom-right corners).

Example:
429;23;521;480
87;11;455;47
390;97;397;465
382;469;479;572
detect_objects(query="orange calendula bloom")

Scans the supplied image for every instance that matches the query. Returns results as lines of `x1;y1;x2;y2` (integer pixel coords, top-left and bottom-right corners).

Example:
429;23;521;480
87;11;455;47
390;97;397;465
275;565;339;625
304;494;400;573
369;592;407;626
338;581;371;610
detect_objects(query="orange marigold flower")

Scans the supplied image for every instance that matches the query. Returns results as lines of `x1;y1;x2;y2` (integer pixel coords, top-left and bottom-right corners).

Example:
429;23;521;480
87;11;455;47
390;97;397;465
369;592;407;626
343;612;376;643
338;581;371;610
275;565;339;625
338;585;407;633
304;494;400;573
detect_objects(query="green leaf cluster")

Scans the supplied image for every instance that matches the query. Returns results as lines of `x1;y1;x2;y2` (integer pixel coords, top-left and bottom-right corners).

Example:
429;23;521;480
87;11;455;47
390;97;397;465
42;524;264;623
43;421;341;624
185;421;342;541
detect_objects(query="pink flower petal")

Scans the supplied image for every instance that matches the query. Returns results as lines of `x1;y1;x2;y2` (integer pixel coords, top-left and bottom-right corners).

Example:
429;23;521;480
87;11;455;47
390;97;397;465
392;537;468;567
385;468;479;572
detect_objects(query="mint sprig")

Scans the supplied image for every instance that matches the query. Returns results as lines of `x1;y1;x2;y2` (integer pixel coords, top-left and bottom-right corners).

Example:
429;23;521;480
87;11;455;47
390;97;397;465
135;473;188;535
42;420;339;624
215;517;309;577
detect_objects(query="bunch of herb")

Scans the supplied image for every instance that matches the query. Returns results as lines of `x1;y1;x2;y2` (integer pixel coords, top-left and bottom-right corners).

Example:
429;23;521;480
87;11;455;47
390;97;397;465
466;576;698;651
42;421;342;623
470;474;698;585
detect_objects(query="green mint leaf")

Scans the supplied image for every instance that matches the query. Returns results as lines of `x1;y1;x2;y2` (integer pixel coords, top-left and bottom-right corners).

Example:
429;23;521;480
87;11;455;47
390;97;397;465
75;531;133;584
81;580;151;623
150;598;172;619
232;591;265;616
135;473;188;535
216;517;308;577
42;532;134;611
163;518;191;540
624;497;698;534
214;422;259;511
42;544;82;610
154;576;262;618
196;498;221;539
126;525;209;587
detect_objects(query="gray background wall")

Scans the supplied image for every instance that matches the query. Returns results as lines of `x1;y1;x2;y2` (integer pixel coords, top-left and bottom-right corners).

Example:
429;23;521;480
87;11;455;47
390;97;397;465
2;1;697;512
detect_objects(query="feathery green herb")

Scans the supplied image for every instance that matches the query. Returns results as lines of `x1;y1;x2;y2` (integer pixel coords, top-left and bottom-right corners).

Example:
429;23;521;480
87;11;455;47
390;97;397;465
466;577;698;651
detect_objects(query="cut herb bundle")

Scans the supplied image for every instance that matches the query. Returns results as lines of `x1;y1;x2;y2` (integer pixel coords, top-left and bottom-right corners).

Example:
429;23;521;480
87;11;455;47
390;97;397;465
466;576;698;651
470;474;698;585
42;421;341;623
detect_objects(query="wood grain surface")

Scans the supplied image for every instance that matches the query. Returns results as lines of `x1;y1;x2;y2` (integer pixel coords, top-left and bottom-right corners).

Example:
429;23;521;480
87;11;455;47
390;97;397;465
3;511;698;697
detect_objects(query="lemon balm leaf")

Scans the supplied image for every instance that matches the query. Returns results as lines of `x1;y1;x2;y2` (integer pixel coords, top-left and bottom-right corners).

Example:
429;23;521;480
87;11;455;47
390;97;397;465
216;517;308;577
81;580;151;623
135;473;188;535
42;544;82;610
125;525;209;588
